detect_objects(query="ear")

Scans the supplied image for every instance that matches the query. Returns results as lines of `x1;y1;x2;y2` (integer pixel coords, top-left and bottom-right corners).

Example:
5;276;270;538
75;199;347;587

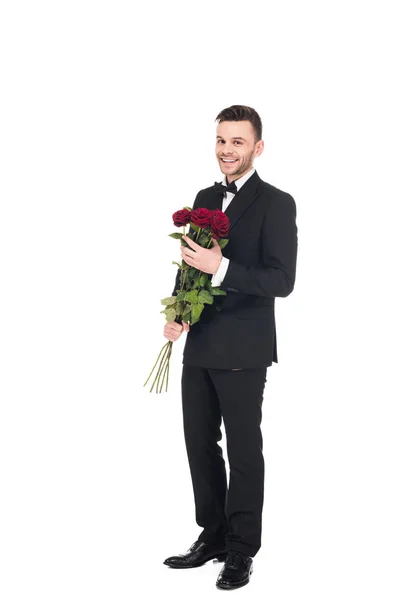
255;140;264;156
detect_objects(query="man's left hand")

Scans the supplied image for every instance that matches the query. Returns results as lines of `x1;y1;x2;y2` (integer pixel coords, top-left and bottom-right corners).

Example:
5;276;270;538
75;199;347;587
180;235;222;275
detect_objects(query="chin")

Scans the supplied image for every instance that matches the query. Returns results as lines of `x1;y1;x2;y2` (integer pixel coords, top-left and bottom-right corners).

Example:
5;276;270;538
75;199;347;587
221;164;240;174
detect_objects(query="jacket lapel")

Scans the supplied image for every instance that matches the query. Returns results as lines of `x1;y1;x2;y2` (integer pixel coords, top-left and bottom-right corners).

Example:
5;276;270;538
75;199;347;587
208;170;262;234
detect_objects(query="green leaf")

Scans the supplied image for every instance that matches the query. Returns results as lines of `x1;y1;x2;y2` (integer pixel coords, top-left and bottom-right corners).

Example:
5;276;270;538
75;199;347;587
172;260;182;268
190;302;204;325
183;206;192;211
198;289;213;305
169;232;183;240
161;296;177;306
199;272;208;286
189;222;201;233
175;291;187;302
175;301;184;316
183;304;191;315
184;290;199;304
180;259;190;270
210;287;227;296
165;307;176;323
218;238;230;249
198;232;210;247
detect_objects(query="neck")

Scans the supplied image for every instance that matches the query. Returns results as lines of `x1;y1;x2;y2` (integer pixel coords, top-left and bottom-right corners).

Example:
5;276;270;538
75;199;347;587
226;164;254;184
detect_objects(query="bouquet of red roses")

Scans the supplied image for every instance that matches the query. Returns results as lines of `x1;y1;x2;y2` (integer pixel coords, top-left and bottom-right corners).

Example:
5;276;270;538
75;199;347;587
143;206;230;393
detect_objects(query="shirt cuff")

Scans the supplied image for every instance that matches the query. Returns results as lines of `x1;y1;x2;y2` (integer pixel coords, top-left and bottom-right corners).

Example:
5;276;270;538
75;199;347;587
211;257;230;287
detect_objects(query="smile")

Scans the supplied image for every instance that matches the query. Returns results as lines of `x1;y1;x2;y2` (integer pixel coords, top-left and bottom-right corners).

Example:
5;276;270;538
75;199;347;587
220;158;238;163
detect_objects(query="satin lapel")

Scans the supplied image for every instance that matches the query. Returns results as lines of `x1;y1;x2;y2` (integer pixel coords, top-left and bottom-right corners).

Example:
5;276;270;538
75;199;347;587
207;170;262;233
223;170;262;233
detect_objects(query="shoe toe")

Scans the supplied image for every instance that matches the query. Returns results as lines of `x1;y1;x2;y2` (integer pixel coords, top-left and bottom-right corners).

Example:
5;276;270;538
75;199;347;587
216;574;250;589
216;553;253;588
163;555;183;566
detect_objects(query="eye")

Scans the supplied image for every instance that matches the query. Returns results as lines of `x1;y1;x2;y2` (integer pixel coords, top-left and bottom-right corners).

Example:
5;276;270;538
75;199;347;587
217;140;224;144
234;141;243;145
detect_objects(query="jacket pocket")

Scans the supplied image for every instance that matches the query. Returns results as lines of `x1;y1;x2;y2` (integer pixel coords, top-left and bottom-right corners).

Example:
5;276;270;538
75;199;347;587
235;306;273;319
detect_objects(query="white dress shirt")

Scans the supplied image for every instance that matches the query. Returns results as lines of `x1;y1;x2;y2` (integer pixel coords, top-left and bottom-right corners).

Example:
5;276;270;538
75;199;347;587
210;167;256;287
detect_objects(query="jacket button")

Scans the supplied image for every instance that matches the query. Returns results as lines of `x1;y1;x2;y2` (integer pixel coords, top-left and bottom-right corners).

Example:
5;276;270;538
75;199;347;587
216;306;222;312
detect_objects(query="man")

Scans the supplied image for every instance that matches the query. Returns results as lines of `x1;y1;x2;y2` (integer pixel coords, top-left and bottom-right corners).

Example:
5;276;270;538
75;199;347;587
162;105;298;590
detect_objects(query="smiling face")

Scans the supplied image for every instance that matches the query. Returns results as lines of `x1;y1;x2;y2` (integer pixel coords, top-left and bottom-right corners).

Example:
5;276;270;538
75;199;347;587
216;120;264;183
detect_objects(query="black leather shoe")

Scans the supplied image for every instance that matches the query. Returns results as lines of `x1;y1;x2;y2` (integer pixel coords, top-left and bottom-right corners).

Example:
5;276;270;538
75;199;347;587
216;550;253;589
163;540;227;569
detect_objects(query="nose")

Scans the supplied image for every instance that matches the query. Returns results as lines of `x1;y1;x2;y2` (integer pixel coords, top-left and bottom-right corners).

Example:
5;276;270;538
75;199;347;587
217;141;234;155
221;143;234;155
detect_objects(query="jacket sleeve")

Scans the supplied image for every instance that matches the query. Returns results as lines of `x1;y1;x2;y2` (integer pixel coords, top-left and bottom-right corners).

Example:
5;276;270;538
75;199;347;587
171;191;203;296
220;192;298;298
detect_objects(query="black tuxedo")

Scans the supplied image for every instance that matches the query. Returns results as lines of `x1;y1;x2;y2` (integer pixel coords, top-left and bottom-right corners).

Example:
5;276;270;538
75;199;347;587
172;169;298;557
172;169;298;369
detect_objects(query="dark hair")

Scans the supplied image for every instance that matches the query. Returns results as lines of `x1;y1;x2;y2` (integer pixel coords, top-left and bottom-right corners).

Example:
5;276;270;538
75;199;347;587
215;105;262;142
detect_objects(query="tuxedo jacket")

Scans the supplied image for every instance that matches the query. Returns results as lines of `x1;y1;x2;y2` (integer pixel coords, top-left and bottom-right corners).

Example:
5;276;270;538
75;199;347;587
172;169;298;370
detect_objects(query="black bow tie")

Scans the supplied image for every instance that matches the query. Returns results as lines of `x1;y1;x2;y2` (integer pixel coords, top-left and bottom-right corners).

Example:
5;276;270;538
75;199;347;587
213;180;238;195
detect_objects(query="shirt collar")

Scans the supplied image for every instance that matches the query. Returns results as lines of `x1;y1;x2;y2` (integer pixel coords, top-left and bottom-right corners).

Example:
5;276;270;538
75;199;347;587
223;167;256;192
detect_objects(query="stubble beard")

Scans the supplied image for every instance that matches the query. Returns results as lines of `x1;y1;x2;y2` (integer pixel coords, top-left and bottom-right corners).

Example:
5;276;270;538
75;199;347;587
221;149;256;180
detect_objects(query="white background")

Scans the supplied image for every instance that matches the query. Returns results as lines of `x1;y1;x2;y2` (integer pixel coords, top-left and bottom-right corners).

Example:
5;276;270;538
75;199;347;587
1;1;399;599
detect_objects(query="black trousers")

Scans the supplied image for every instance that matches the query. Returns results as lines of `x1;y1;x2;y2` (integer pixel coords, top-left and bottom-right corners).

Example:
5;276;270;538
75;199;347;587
181;364;268;557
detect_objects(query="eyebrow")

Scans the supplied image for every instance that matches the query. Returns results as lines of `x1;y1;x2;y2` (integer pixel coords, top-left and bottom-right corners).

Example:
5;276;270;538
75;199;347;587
216;136;246;141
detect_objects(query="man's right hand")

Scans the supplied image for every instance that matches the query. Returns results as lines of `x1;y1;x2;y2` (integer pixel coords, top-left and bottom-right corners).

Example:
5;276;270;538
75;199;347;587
164;320;190;342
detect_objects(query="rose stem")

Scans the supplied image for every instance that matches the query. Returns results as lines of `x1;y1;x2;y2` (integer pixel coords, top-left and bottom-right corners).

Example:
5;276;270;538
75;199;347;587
159;342;172;393
144;341;169;387
157;341;172;394
165;352;170;392
150;341;171;393
154;341;172;393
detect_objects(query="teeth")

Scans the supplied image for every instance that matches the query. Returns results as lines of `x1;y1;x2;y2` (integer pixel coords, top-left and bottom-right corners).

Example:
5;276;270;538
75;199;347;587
222;159;236;162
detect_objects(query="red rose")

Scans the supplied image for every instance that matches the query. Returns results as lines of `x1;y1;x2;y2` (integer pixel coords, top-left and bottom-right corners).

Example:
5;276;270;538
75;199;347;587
190;208;212;228
210;209;230;239
172;208;192;227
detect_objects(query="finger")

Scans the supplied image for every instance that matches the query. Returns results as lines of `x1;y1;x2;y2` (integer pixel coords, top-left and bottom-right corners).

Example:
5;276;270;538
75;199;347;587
167;323;181;331
181;254;194;267
181;247;197;263
165;335;178;342
182;235;201;250
165;324;179;333
181;247;197;258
